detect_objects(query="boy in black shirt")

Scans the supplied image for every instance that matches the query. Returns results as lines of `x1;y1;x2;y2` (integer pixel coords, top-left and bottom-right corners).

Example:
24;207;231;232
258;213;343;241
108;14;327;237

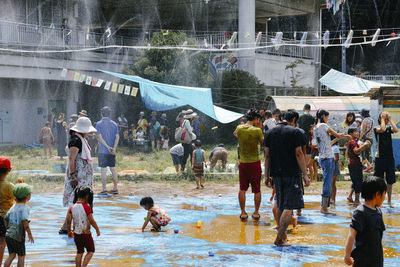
344;176;387;267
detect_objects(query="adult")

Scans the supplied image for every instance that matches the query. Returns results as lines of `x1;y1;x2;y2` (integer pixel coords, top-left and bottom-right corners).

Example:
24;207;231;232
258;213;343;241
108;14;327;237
160;113;168;127
343;112;357;130
137;111;148;135
148;111;161;151
192;115;201;139
359;108;374;173
209;144;228;172
61;18;72;45
313;109;344;214
374;111;398;207
79;110;88;117
60;117;96;234
56;113;68;160
175;110;186;127
264;110;310;246
170;143;184;172
117;113;129;146
96;106;119;195
298;104;315;183
234;109;263;221
263;110;276;133
180;109;197;172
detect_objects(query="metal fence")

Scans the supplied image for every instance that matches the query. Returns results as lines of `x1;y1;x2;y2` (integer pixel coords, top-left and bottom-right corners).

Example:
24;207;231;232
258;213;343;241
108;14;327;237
363;75;400;84
0;19;138;49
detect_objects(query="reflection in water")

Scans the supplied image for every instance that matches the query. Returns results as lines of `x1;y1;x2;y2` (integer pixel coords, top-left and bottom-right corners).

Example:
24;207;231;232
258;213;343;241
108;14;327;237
21;194;400;266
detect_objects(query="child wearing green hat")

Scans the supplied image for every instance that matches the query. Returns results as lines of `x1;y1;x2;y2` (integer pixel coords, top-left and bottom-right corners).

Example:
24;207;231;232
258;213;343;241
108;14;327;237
3;183;33;267
0;157;15;264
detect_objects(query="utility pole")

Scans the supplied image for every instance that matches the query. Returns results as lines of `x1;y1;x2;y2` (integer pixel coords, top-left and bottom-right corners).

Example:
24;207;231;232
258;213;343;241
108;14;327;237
341;3;346;73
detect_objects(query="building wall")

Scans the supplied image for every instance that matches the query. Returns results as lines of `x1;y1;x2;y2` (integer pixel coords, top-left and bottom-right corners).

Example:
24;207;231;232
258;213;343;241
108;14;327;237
254;53;316;89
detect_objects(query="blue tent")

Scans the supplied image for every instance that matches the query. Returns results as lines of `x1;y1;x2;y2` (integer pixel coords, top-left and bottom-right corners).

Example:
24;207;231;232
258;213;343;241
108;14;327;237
100;70;243;123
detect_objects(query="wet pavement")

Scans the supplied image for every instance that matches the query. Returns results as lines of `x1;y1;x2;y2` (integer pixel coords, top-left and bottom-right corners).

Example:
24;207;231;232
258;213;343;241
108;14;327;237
23;193;400;266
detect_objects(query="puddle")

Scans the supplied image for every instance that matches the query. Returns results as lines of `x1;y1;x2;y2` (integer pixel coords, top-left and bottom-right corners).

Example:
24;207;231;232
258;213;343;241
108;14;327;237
18;194;400;266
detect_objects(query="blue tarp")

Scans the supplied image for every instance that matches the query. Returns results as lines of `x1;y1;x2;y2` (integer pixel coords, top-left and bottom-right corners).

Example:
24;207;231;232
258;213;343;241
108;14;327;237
100;70;243;123
319;69;396;94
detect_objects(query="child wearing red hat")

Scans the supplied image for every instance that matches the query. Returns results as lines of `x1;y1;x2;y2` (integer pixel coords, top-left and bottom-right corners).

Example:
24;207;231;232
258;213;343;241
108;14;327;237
0;157;15;264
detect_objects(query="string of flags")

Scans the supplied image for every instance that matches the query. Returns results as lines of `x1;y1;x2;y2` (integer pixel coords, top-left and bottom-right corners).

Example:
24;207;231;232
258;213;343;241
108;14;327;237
60;68;139;97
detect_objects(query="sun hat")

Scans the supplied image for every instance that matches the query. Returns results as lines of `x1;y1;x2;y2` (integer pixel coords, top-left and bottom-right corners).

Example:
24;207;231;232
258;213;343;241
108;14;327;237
13;183;32;199
0;157;11;169
355;117;362;122
139;111;145;116
184;109;197;119
79;110;88;117
70;117;97;134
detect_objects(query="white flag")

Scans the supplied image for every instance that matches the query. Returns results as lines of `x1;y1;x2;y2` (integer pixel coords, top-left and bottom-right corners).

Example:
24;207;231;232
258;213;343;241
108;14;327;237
79;74;86;83
124;86;131;95
85;76;92;85
104;81;112;90
61;68;68;78
95;79;104;87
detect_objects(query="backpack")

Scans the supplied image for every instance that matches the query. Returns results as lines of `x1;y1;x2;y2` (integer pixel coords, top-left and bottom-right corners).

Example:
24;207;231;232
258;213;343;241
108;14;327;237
175;120;192;144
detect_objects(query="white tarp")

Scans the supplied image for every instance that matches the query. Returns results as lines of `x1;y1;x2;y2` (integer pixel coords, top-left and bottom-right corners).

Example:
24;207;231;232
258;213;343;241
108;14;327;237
319;69;396;94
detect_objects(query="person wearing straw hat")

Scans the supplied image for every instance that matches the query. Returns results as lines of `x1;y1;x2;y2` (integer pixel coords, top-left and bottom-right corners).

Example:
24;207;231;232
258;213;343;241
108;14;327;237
59;117;96;234
180;109;197;172
96;107;119;195
79;110;88;117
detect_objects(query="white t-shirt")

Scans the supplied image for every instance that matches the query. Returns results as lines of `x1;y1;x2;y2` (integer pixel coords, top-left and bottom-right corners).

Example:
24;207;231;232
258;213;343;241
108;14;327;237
313;123;334;159
170;144;184;156
68;202;92;234
263;118;276;130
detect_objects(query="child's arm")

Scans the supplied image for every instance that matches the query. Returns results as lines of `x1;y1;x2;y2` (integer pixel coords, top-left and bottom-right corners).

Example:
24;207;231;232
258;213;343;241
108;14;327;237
203;151;206;167
37;128;43;142
22;220;34;243
344;227;356;265
353;140;371;154
88;214;100;236
334;152;339;162
66;210;73;237
142;210;153;232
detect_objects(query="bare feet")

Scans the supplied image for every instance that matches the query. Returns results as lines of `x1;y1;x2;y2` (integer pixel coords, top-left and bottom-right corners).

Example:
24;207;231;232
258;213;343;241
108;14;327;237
274;238;291;246
320;207;336;215
347;197;354;203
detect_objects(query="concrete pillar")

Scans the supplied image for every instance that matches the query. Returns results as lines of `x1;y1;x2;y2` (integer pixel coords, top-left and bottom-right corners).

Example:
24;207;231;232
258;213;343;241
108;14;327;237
238;0;255;75
307;1;321;96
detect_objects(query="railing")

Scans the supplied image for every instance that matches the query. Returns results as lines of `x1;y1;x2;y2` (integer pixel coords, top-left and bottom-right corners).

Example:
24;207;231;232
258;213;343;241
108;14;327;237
0;19;138;49
362;75;400;84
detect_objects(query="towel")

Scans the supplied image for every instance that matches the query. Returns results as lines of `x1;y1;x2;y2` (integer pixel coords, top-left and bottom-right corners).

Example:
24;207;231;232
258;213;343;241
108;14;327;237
75;133;92;163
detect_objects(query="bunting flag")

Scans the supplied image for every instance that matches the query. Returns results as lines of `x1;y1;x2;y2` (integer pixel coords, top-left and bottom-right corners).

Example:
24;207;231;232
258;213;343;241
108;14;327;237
273;32;283;51
85;76;92;85
74;72;80;82
96;79;104;87
124;85;131;95
300;32;307;45
118;84;124;94
78;74;86;83
255;32;262;45
323;30;330;48
111;82;118;92
371;28;380;47
67;70;74;80
104;81;112;90
91;77;98;87
61;68;68;78
344;30;353;48
131;87;138;97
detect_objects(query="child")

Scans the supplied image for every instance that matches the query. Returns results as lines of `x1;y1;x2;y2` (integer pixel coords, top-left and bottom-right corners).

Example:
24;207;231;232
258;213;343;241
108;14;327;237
140;197;170;232
136;127;144;140
330;136;341;204
170;143;184;172
344;176;387;266
67;186;100;267
192;140;205;189
160;126;170;150
0;157;15;264
4;183;34;267
37;121;55;158
346;128;371;204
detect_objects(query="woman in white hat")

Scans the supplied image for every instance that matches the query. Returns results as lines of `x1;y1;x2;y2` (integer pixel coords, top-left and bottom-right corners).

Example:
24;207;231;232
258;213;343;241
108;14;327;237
181;109;197;172
59;117;96;234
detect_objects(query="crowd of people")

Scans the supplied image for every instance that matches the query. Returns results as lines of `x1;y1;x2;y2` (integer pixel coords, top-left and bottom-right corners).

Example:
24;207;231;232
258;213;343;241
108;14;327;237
0;102;398;266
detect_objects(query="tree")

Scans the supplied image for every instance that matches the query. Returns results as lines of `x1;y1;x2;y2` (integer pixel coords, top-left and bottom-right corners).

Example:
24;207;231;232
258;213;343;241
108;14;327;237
125;31;210;87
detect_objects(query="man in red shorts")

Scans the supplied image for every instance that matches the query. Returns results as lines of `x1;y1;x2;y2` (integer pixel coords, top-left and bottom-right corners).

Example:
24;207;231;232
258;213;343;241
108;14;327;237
234;109;263;221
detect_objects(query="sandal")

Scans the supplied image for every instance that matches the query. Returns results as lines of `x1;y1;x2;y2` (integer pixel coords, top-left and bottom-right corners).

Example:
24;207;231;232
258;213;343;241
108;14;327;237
59;229;68;235
251;214;260;221
108;189;119;195
239;214;248;221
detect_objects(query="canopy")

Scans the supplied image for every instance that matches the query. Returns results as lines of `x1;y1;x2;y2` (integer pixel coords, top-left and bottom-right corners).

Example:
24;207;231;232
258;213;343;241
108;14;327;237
319;69;396;94
100;70;243;123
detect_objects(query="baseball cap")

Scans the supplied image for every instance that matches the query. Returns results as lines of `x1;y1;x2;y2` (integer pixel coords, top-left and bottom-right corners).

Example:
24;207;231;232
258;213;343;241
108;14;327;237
13;183;32;199
0;157;11;169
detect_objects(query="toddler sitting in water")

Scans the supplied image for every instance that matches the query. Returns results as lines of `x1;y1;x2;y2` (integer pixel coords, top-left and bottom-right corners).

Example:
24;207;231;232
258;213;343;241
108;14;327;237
140;197;171;232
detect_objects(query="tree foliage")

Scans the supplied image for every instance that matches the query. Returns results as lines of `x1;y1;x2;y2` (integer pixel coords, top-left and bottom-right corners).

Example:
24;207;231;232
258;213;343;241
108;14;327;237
125;31;209;87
